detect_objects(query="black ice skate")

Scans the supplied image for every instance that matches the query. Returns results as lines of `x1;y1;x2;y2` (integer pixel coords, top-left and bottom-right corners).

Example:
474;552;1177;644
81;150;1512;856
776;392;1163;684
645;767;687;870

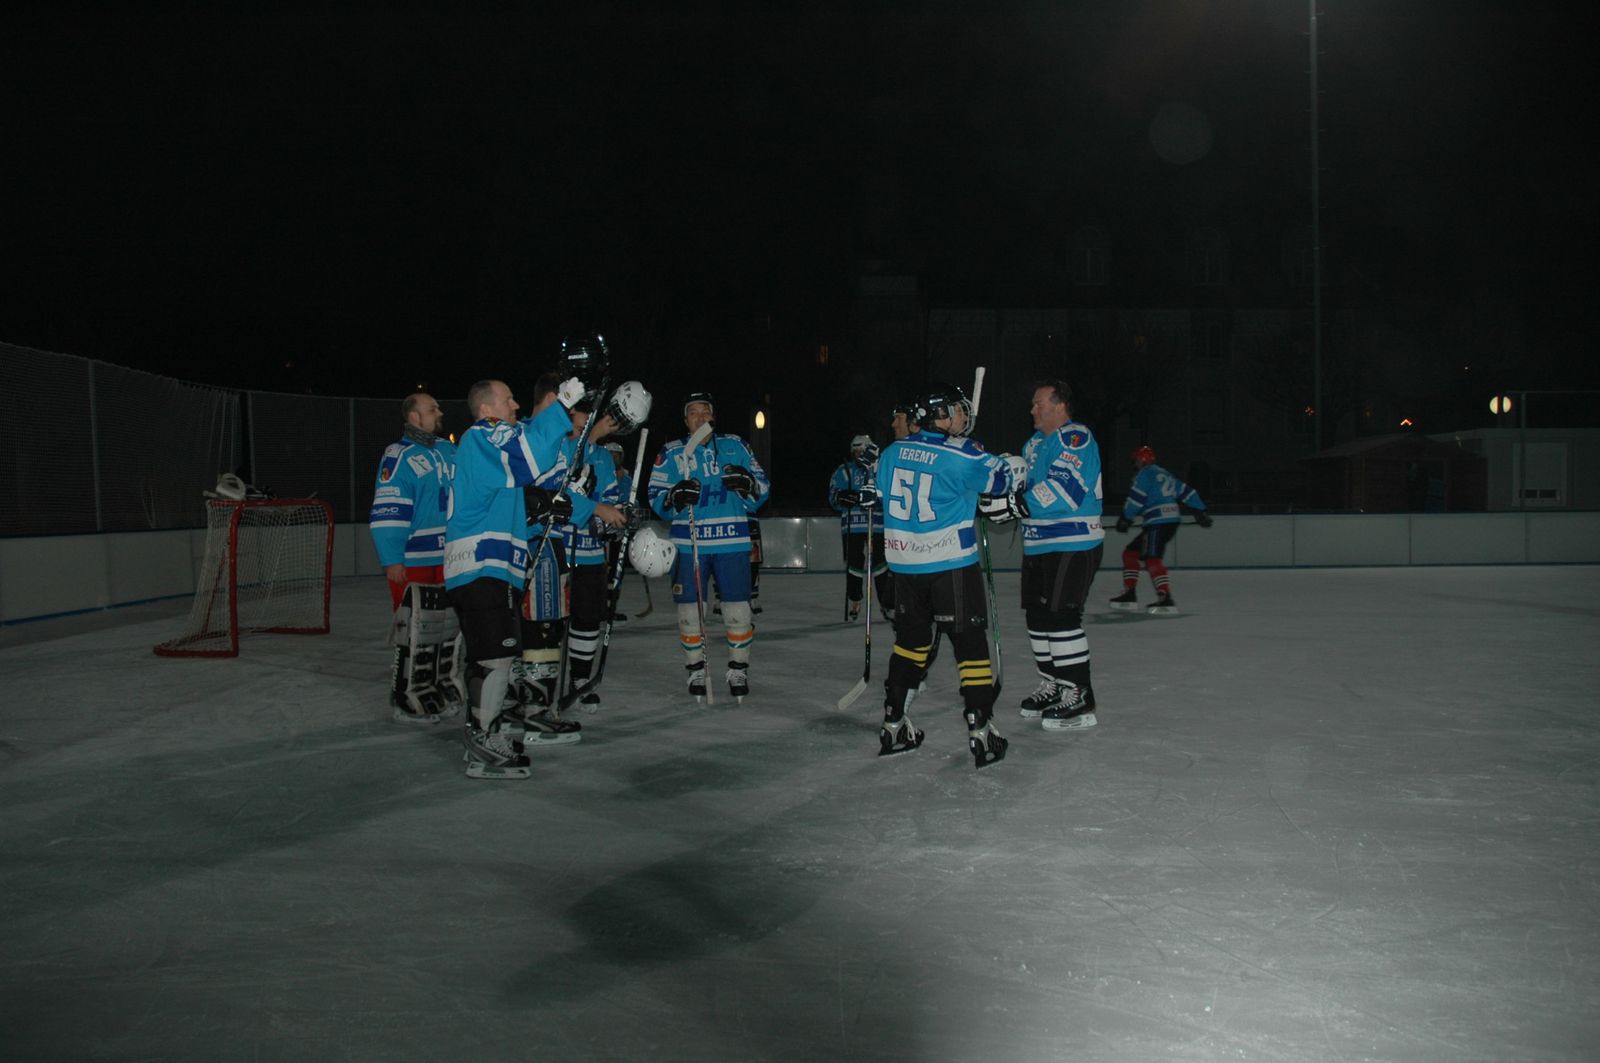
516;705;582;748
1019;675;1072;718
967;722;1009;768
686;662;708;703
1109;588;1140;612
847;598;862;621
463;714;531;780
726;662;750;704
1148;592;1178;616
878;712;925;757
579;691;601;715
1041;685;1096;730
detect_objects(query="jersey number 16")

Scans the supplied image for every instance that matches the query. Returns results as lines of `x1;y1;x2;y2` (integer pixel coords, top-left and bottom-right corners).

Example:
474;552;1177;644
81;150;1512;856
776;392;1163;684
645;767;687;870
887;468;936;521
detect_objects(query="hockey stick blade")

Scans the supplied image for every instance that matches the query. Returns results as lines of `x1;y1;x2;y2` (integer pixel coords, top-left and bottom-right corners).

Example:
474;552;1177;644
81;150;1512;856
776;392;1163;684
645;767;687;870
836;677;870;711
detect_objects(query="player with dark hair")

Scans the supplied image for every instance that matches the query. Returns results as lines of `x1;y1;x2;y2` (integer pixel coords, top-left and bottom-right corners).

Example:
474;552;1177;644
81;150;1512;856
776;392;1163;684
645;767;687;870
828;433;893;621
872;381;1016;768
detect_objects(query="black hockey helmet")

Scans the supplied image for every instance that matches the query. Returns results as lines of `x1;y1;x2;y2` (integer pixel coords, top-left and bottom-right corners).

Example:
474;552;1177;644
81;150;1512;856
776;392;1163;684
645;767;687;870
683;391;715;419
558;332;610;395
913;381;973;436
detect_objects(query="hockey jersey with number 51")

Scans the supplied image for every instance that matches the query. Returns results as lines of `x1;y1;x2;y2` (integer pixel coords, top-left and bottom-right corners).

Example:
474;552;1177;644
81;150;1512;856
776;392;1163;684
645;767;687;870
876;430;1012;574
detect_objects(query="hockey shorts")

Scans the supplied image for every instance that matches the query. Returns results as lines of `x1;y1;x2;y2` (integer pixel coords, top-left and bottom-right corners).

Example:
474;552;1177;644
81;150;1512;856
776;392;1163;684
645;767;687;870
672;550;752;605
1020;546;1104;616
890;562;988;636
1127;524;1177;562
448;577;525;662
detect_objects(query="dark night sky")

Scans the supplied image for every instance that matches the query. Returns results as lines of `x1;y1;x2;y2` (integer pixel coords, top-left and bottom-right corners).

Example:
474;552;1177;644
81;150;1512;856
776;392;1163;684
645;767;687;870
4;1;1595;414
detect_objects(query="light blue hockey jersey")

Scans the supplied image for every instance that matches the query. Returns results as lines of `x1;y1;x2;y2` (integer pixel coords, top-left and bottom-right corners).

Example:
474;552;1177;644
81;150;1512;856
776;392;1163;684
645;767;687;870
828;459;883;534
443;400;574;589
1019;421;1105;554
559;436;619;567
876;430;1012;574
369;433;456;567
648;431;769;555
1122;463;1205;526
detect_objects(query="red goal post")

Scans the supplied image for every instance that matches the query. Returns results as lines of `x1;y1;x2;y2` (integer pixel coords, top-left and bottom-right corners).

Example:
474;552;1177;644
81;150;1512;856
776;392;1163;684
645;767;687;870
154;498;335;658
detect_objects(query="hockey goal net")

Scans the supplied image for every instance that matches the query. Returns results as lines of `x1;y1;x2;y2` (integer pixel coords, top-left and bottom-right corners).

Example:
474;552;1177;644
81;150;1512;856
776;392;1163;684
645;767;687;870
155;499;335;658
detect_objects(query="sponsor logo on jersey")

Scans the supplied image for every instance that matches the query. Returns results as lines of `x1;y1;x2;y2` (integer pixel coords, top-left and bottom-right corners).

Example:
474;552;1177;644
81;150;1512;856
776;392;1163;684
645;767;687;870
407;454;432;476
371;505;404;518
374;485;401;499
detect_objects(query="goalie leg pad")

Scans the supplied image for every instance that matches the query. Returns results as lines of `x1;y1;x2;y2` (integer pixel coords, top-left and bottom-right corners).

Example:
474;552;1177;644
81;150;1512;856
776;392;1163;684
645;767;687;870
393;583;460;723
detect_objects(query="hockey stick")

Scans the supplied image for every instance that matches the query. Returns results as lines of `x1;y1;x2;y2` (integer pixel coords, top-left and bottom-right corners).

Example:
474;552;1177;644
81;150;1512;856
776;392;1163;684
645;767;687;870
835;496;877;710
554;427;650;713
674;423;716;704
967;364;1005;697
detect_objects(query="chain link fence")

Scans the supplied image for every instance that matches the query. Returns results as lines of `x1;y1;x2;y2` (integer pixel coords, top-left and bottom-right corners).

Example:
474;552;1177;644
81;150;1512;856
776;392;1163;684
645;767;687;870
2;342;469;535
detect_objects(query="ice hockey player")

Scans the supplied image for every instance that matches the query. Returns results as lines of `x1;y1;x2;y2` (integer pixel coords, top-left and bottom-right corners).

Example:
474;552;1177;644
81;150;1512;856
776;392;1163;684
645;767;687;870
648;391;770;704
558;380;651;713
828;433;893;622
1112;445;1212;615
513;346;627;745
987;380;1105;731
873;381;1016;768
370;392;461;724
444;371;595;779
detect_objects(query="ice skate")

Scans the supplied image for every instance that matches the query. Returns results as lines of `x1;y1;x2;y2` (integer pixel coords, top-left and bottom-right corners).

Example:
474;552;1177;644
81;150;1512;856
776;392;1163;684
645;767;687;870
1019;675;1070;718
1041;684;1096;731
1147;592;1178;616
516;705;582;748
579;691;601;715
878;713;925;757
847;598;862;621
463;714;531;780
967;721;1008;768
1109;588;1140;611
686;662;708;703
726;663;750;704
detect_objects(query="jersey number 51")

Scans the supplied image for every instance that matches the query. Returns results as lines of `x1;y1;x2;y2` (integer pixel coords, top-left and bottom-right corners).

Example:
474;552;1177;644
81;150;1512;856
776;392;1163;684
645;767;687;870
887;469;936;521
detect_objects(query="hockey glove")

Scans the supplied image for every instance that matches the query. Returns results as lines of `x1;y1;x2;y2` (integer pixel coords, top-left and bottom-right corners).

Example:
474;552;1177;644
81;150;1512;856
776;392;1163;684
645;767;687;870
977;493;1017;524
569;464;597;498
1194;511;1214;528
721;465;757;498
667;479;703;510
835;487;879;508
524;486;575;525
1114;516;1131;534
556;376;588;409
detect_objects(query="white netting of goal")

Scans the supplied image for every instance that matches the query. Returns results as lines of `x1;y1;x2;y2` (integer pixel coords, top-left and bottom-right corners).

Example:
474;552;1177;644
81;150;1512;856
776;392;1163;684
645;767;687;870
154;499;334;657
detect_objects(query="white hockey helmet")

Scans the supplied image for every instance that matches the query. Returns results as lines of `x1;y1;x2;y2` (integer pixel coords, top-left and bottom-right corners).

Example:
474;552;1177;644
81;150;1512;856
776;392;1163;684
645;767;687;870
604;380;652;435
849;433;873;456
628;524;678;578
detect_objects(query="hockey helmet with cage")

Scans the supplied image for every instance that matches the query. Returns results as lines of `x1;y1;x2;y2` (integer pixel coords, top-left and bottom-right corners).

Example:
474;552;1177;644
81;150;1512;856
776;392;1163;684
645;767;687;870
1132;445;1157;467
913;382;973;437
603;380;652;436
558;332;610;395
683;391;715;418
628;524;678;578
849;433;874;456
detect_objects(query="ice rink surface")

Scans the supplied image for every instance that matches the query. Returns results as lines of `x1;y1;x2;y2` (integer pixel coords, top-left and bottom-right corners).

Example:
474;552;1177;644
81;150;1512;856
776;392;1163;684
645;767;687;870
2;564;1598;1062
